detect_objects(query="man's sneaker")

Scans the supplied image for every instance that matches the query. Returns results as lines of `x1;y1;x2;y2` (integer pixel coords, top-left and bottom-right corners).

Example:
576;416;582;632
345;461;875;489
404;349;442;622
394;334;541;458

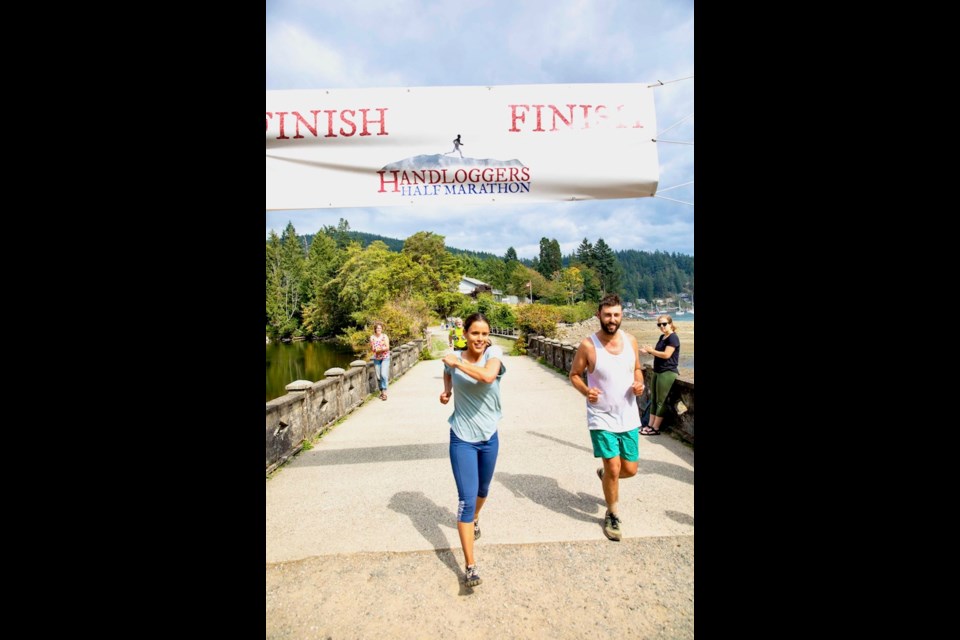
474;519;481;540
465;564;482;587
596;467;604;481
603;512;622;541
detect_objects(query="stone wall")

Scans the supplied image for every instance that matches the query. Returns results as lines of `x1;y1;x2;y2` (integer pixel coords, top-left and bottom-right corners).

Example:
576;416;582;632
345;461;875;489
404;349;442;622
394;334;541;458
265;339;425;473
525;334;694;444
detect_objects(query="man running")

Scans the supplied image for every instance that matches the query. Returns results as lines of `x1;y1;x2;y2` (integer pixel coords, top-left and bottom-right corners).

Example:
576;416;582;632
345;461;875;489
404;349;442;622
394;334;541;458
568;293;645;541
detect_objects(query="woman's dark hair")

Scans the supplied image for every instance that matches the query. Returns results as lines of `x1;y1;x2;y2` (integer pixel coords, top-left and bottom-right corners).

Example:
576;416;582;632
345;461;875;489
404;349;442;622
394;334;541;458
463;313;490;332
373;321;384;331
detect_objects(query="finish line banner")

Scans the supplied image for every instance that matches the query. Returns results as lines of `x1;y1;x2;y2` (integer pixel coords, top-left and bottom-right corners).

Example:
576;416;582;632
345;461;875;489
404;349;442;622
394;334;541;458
266;83;658;210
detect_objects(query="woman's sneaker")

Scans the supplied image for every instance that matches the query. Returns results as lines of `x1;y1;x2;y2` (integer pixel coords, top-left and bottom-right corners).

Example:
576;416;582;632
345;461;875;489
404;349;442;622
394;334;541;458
465;564;482;587
474;519;481;540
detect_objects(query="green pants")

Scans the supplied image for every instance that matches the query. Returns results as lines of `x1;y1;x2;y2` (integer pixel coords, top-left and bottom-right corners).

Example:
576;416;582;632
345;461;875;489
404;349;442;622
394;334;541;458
650;370;678;417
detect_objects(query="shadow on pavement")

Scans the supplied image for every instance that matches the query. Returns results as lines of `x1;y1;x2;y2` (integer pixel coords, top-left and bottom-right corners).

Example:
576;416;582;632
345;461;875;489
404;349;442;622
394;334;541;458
665;510;694;526
387;491;464;583
527;431;593;454
638;459;694;486
301;443;448;466
495;472;605;524
527;432;693;485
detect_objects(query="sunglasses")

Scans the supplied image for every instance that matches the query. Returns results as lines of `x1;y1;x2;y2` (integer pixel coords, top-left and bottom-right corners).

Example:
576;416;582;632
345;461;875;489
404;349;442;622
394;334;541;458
656;322;669;327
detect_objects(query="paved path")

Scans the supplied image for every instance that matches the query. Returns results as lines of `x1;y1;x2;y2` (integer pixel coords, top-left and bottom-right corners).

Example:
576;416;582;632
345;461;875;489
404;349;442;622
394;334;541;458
266;329;694;638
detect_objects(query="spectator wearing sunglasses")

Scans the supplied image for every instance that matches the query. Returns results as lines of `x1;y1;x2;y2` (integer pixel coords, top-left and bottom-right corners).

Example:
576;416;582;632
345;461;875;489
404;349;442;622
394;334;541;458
639;316;680;436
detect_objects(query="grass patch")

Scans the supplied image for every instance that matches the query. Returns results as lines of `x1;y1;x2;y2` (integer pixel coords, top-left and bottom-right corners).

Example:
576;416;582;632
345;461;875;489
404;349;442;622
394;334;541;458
420;336;449;360
537;356;570;377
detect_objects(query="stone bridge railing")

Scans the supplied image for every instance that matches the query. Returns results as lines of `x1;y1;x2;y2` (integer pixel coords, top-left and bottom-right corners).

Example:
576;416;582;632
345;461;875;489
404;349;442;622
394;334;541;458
525;334;694;444
265;338;425;473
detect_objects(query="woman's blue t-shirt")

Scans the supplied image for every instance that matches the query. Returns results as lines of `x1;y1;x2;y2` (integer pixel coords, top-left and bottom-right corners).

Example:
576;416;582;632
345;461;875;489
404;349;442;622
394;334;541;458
444;345;506;442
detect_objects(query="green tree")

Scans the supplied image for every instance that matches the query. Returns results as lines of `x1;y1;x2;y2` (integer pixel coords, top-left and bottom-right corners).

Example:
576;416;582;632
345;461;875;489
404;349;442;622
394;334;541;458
282;223;307;331
576;238;595;268
592;238;621;294
508;265;546;302
641;275;655;304
402;231;459;289
322;218;353;249
303;233;337;302
557;266;585;305
515;304;563;338
434;291;465;320
328;241;393;321
300;232;341;337
548;239;562;276
265;230;289;335
538;237;562;278
341;296;434;355
570;261;602;303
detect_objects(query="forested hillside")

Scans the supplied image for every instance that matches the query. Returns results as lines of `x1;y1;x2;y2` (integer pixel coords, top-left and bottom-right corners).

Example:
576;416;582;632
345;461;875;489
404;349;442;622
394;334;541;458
267;218;693;348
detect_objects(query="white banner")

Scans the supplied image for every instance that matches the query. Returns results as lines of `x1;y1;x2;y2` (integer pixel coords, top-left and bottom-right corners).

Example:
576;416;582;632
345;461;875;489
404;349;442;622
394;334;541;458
266;83;658;210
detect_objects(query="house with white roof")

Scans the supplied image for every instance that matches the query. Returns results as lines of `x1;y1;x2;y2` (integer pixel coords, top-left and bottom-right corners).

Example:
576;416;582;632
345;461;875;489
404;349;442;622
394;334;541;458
458;276;505;302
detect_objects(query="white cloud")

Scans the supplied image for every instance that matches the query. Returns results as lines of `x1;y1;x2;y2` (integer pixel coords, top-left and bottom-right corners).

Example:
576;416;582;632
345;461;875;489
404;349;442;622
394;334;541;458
266;21;405;89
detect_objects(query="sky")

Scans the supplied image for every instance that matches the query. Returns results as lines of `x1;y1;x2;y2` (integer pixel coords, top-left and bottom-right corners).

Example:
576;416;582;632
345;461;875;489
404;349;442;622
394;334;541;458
265;0;693;259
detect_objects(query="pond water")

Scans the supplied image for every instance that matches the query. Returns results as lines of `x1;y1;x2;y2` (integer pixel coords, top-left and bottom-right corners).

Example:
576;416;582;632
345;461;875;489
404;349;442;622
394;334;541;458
266;340;359;402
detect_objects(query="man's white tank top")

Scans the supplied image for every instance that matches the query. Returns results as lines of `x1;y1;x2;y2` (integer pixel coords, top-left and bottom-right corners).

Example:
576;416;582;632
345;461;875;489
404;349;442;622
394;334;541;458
586;331;639;433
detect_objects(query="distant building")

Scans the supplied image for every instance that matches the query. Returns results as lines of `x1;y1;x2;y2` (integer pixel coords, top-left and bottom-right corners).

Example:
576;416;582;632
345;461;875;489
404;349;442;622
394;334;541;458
458;276;502;301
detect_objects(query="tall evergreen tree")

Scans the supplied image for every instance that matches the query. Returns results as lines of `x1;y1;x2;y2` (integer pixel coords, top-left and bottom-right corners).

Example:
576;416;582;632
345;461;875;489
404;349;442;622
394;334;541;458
279;222;307;330
538;237;562;278
266;230;286;332
537;238;551;277
548;239;562;277
299;233;341;336
592;238;621;294
322;218;353;249
504;246;518;262
576;238;595;268
304;233;338;301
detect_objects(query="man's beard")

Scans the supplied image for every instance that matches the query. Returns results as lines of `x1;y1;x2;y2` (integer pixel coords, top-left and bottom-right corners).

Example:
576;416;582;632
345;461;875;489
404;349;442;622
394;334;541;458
600;320;621;335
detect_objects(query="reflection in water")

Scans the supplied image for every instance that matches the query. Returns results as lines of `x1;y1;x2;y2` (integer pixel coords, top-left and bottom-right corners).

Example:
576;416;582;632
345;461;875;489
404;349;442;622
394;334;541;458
265;340;358;402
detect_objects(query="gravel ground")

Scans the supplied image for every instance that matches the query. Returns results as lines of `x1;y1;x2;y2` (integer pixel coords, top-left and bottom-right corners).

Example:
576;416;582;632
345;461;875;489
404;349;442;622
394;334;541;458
266;535;694;639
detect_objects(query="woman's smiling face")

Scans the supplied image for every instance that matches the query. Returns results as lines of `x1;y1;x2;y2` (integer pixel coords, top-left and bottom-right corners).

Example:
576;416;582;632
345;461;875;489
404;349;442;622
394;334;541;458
465;320;490;355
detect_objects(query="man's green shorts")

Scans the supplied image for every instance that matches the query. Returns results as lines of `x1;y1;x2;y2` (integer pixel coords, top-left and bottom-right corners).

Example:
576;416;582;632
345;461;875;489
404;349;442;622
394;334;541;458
590;428;639;461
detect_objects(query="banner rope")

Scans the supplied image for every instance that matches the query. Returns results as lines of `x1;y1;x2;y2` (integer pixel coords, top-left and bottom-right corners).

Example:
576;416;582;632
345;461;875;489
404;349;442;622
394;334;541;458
652;194;694;206
647;75;694;88
656;181;694;194
656;112;694;138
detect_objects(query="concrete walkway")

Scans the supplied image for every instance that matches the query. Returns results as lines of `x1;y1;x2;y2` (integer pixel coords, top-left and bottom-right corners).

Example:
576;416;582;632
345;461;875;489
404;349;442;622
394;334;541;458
266;328;694;638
